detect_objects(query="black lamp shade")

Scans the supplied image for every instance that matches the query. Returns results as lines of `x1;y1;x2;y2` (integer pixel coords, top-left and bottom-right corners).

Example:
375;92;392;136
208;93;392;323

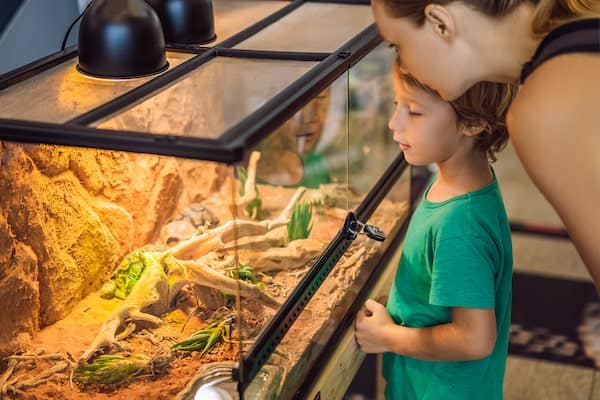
78;0;169;79
146;0;216;45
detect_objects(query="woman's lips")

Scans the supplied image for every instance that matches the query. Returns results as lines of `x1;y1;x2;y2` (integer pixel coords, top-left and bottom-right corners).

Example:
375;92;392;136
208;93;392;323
399;143;411;151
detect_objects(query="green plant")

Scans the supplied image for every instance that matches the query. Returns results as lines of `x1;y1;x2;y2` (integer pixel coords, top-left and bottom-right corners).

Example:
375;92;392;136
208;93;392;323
237;166;262;219
171;316;233;356
287;202;313;242
75;354;149;385
225;263;258;284
100;252;147;300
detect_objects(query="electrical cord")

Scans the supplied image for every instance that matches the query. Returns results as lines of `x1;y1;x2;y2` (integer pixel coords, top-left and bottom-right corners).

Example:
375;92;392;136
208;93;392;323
60;1;92;51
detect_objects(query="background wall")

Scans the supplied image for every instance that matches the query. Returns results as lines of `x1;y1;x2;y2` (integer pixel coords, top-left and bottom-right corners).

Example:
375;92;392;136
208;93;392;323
0;0;79;75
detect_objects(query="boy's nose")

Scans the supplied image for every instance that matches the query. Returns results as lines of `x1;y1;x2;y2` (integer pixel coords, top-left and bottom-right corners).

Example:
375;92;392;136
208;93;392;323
388;108;406;133
301;105;317;124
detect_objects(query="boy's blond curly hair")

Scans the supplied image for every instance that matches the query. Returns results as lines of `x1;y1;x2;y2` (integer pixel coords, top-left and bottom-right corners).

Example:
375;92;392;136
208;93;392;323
393;58;518;162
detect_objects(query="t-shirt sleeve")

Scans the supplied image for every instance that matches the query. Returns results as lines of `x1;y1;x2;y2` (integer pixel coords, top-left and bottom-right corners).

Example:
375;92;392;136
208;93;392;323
429;236;497;309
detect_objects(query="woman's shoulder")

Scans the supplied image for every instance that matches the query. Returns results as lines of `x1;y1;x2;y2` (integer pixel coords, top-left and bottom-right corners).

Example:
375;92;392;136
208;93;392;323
509;53;600;139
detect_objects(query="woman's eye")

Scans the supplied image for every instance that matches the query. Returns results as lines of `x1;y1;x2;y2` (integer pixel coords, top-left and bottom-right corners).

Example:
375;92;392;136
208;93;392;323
408;109;423;116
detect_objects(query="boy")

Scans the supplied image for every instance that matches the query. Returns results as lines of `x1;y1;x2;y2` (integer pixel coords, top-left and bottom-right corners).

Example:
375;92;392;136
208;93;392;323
355;58;517;400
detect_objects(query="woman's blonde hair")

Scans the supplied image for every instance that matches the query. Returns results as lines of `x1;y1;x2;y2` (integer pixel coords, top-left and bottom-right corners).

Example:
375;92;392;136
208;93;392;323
392;60;518;162
532;0;597;33
377;0;597;34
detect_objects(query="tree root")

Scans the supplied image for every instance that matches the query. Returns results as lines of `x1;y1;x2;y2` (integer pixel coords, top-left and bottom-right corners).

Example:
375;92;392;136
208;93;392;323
1;351;75;396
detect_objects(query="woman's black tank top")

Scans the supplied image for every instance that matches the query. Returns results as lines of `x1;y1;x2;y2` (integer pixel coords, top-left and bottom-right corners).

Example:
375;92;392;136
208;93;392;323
520;18;600;83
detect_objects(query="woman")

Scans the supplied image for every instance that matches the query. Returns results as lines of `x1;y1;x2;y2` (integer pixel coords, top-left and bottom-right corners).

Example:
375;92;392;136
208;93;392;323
370;0;600;287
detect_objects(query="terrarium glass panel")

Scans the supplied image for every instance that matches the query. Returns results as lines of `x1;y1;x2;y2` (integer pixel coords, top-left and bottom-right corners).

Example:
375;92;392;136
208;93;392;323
0;51;192;123
249;172;410;397
347;43;397;196
213;0;289;45
237;49;411;400
237;73;350;300
96;57;317;139
234;3;373;52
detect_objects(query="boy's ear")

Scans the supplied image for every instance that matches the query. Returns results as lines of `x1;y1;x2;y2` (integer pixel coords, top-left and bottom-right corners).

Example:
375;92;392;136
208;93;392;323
423;4;455;41
461;120;489;137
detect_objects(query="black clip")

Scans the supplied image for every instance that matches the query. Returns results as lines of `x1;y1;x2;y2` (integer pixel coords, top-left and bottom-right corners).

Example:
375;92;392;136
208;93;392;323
344;212;386;242
364;224;386;242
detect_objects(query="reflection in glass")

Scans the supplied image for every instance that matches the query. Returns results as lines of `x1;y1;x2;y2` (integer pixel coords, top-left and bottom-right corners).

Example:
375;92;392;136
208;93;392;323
256;88;332;189
348;43;398;195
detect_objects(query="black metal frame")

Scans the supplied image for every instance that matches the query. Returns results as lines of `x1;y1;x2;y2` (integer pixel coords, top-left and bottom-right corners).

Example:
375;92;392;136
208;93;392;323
0;118;243;161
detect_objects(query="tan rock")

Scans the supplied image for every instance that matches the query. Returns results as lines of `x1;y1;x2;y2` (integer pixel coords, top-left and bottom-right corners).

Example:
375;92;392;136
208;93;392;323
0;213;40;360
0;141;227;357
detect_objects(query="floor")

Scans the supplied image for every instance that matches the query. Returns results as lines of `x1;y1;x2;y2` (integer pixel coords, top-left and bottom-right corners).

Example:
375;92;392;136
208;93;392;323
345;143;600;399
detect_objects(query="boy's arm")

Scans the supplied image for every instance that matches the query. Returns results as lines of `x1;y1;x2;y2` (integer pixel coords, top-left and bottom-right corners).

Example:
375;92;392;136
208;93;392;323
355;299;496;361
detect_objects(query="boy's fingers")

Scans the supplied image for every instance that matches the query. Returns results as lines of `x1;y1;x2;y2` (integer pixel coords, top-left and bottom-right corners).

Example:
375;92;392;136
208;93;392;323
356;311;364;324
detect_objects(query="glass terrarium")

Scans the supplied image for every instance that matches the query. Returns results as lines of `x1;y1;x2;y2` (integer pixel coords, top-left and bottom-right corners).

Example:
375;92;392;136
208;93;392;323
0;1;412;399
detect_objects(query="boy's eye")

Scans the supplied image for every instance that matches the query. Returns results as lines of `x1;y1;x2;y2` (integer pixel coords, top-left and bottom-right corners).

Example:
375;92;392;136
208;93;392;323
408;109;423;116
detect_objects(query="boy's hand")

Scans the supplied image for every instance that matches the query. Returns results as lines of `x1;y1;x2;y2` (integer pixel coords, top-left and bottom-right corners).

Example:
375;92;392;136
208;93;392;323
355;298;394;353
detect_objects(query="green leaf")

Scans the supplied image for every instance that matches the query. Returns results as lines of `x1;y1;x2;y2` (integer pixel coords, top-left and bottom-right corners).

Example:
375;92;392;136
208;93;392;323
287;202;313;242
225;263;258;284
75;354;149;385
237;166;248;196
171;316;232;356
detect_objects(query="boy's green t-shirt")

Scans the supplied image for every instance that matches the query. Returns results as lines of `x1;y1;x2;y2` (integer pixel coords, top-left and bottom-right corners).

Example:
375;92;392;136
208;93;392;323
383;174;513;400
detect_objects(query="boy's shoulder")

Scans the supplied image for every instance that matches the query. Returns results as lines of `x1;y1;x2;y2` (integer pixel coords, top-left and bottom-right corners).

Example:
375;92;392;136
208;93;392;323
423;182;508;241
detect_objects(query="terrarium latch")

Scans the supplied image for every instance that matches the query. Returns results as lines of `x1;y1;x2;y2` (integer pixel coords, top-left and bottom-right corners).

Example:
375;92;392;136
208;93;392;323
344;212;386;242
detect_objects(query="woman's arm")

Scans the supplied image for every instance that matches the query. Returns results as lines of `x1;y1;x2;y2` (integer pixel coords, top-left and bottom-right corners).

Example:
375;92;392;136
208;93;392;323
508;53;600;287
355;299;496;361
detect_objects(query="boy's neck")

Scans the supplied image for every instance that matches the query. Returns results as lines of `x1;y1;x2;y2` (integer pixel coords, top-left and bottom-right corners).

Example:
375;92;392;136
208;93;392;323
428;152;493;203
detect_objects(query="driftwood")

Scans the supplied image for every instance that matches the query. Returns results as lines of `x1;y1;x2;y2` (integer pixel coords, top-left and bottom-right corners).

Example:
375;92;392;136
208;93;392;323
79;186;307;363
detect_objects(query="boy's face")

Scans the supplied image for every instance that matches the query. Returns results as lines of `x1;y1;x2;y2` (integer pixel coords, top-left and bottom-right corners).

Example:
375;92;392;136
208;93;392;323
389;72;466;166
293;90;330;153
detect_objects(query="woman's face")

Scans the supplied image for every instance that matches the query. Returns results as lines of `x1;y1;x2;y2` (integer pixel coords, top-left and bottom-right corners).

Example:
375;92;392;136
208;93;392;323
371;1;477;101
389;72;468;166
